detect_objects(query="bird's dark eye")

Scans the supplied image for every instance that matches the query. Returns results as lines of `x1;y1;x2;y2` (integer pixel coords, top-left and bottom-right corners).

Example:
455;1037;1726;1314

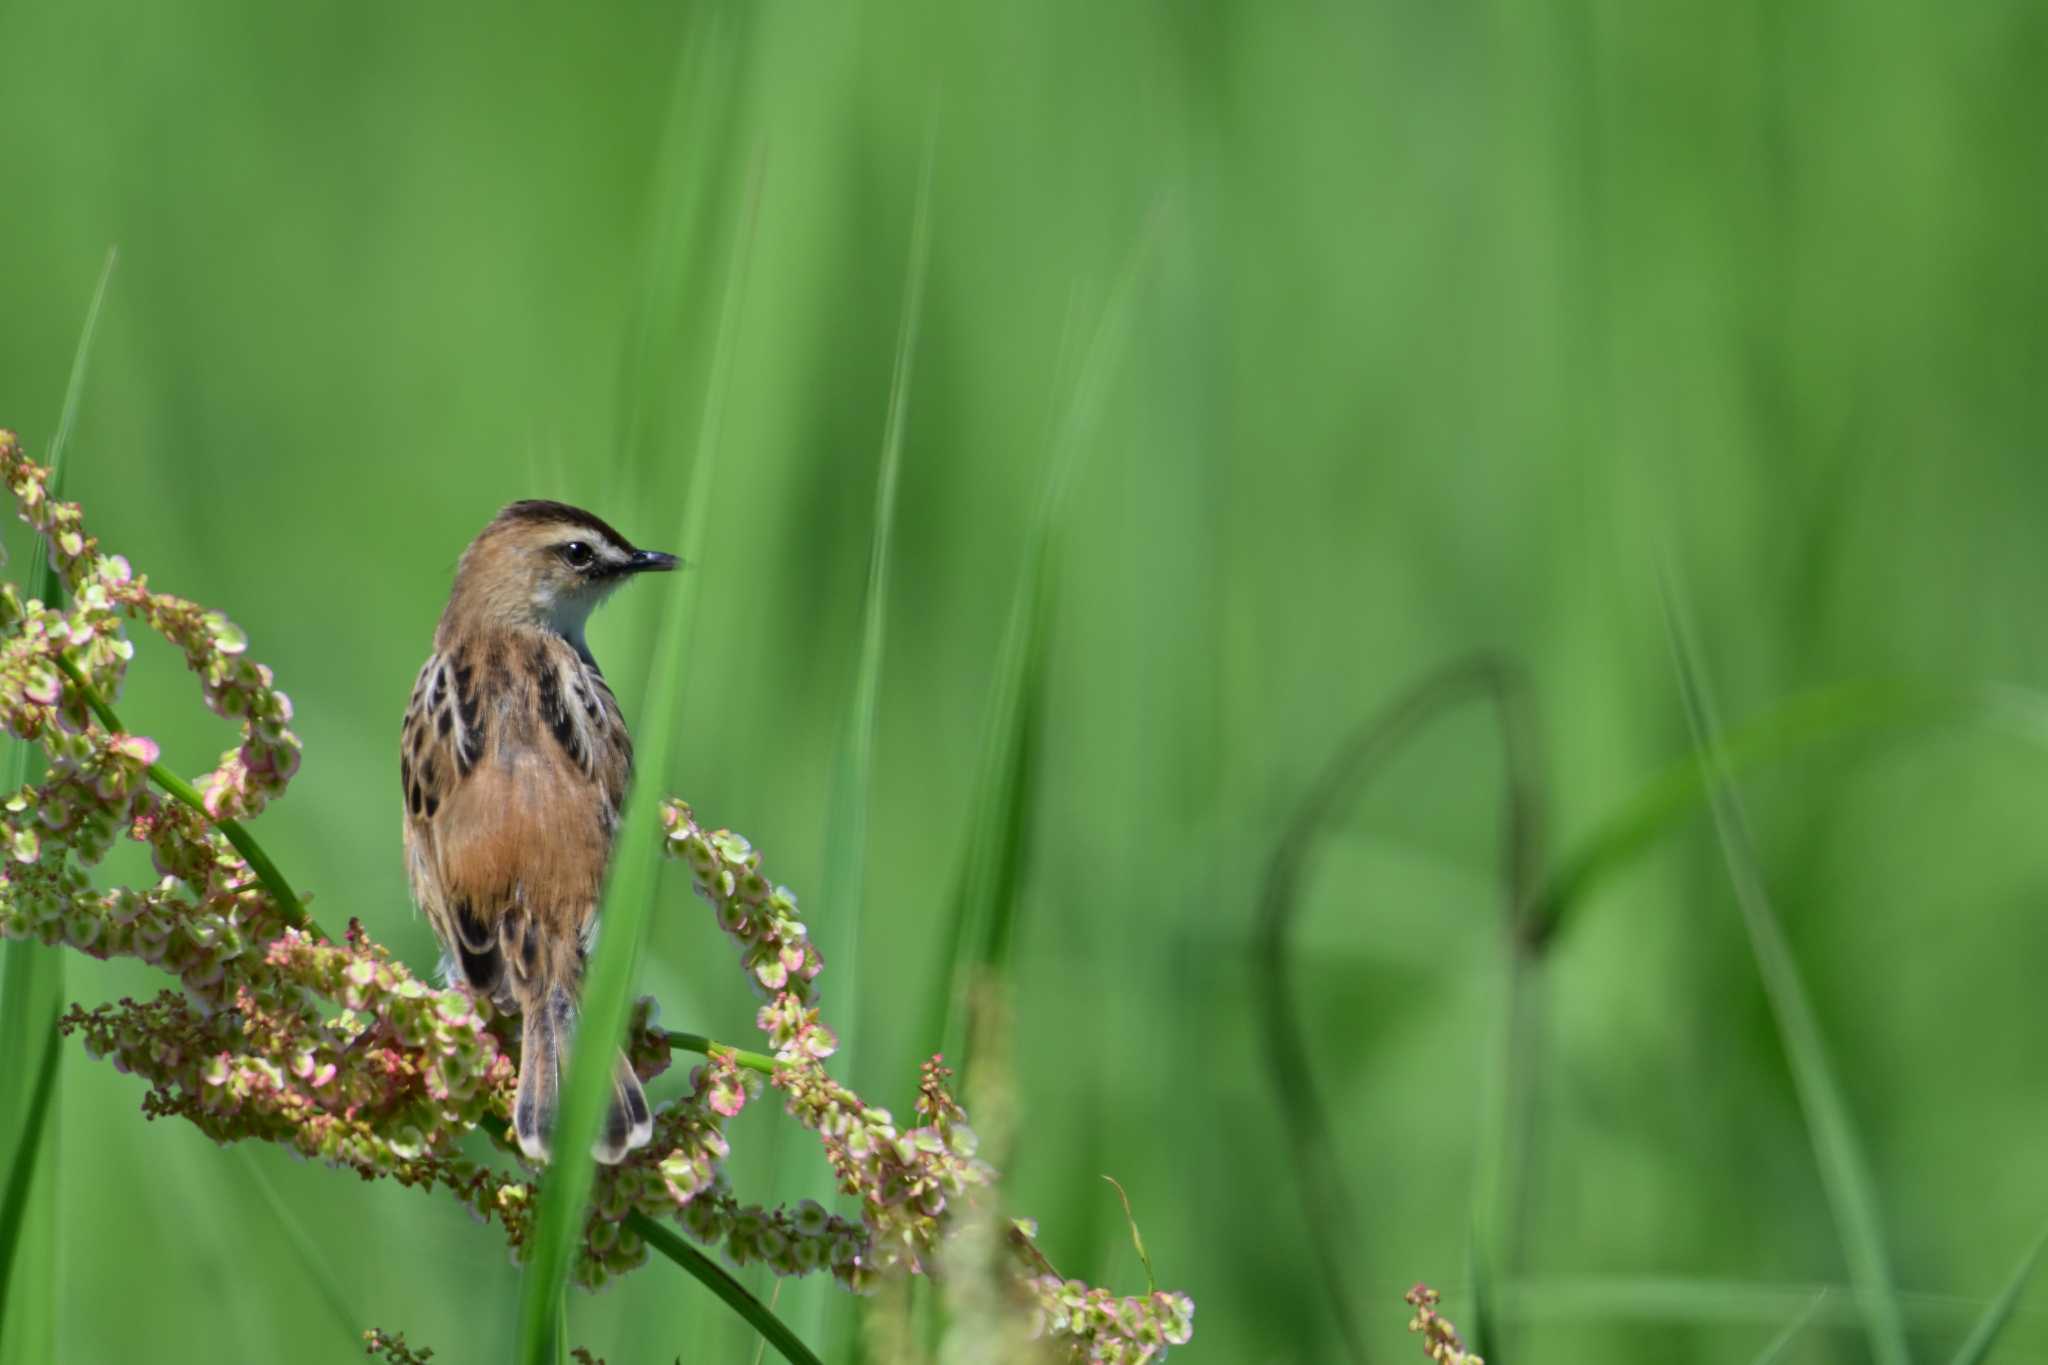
559;541;595;569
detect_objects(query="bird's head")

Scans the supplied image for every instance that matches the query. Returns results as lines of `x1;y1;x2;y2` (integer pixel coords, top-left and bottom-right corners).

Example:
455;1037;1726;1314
443;500;677;646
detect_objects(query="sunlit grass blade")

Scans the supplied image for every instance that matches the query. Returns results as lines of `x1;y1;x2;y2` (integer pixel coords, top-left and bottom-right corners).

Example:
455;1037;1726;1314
625;1213;823;1365
515;150;766;1365
0;243;116;1364
238;1147;358;1345
1946;1224;2048;1365
1658;568;1911;1365
922;203;1165;1075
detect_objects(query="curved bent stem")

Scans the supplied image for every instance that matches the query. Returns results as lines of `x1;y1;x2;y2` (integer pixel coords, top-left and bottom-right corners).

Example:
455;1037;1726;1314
626;1212;824;1365
1254;654;1546;1364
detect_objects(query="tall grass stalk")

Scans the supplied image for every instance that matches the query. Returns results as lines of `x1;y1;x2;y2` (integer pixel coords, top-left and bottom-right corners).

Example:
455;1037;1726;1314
514;150;766;1365
1658;568;1912;1365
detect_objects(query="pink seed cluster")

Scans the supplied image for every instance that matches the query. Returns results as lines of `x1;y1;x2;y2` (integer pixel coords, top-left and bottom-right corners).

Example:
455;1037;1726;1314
1405;1284;1483;1365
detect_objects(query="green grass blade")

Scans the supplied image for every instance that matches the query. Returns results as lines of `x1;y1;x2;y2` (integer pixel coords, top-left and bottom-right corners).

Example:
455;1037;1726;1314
1466;1212;1497;1362
1253;656;1538;1364
1499;1274;2036;1330
820;125;932;1084
1529;677;1969;945
804;126;933;1359
1658;570;1911;1365
1751;1288;1830;1365
515;150;764;1365
0;243;116;1364
625;1213;823;1365
748;1281;783;1365
1946;1225;2048;1365
237;1147;359;1346
922;205;1163;1073
0;999;62;1336
46;247;118;472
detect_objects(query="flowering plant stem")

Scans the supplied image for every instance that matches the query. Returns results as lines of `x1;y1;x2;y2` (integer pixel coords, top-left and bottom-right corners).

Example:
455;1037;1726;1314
664;1030;779;1078
3;431;1195;1364
50;651;318;938
625;1211;824;1365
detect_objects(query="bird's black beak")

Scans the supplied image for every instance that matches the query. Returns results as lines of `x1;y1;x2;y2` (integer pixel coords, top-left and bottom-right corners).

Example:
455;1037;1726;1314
627;549;681;574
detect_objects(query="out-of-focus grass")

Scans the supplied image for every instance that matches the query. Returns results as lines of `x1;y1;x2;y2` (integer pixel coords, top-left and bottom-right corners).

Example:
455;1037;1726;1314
2;1;2046;1361
1749;1290;1829;1365
518;121;765;1365
1662;571;1908;1365
1946;1226;2048;1365
924;208;1160;1080
800;127;933;1359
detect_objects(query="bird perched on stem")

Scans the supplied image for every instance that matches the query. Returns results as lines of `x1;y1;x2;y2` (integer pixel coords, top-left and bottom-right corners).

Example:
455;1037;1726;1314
400;500;677;1164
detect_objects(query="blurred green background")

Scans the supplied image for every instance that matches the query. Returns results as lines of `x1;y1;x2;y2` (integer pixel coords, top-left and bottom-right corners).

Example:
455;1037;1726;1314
4;1;2048;1362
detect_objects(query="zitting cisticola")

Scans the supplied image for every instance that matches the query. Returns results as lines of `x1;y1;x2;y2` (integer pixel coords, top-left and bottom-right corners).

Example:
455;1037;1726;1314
400;500;676;1163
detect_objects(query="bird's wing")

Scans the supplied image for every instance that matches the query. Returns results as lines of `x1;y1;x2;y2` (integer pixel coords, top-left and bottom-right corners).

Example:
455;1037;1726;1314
401;634;628;1008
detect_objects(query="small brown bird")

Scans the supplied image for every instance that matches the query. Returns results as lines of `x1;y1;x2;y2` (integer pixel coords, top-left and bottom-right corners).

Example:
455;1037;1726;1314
400;500;677;1164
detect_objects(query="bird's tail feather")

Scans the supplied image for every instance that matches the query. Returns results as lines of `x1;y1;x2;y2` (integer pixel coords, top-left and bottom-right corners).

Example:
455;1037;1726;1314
513;1003;560;1163
513;990;654;1165
596;1056;654;1165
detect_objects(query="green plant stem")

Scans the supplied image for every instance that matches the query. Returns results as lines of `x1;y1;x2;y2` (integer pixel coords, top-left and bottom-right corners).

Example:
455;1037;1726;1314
626;1212;824;1365
665;1030;780;1077
0;998;62;1332
51;652;320;939
483;1109;814;1365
